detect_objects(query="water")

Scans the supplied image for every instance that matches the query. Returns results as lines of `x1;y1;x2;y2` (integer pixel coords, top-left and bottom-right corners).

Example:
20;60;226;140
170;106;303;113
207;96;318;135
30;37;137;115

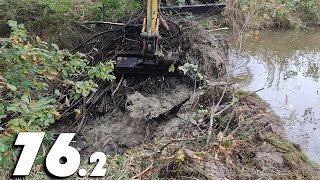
231;30;320;164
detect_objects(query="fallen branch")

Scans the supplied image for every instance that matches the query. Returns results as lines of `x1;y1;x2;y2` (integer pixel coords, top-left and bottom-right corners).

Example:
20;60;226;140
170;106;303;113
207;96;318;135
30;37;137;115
206;27;229;32
112;74;124;96
239;88;264;101
76;97;87;133
83;21;142;27
205;83;228;149
130;161;154;180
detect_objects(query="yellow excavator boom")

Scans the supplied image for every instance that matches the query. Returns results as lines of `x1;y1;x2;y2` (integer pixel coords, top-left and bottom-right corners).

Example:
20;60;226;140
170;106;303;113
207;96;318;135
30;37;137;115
145;0;159;34
116;0;180;74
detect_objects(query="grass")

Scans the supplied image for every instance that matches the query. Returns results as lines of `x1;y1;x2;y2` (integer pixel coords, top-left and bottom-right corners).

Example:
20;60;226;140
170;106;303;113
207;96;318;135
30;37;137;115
0;0;141;48
266;134;318;179
224;0;320;29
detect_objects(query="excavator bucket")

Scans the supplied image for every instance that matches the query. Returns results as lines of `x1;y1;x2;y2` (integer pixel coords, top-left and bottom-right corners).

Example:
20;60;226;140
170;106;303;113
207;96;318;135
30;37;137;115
116;51;180;74
160;3;225;17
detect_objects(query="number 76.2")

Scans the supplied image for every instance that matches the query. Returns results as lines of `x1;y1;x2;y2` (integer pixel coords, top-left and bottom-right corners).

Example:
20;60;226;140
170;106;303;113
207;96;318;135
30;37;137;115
13;132;107;177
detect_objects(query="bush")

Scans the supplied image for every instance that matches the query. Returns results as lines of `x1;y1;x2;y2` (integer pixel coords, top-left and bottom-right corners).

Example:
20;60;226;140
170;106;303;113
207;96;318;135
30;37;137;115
0;20;115;133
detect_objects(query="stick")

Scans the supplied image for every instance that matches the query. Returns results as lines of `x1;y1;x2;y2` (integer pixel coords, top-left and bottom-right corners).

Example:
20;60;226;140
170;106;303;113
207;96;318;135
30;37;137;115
206;27;229;32
76;97;87;133
112;74;124;96
205;83;228;149
239;88;264;102
206;101;215;150
83;21;141;27
130;162;154;180
83;21;126;26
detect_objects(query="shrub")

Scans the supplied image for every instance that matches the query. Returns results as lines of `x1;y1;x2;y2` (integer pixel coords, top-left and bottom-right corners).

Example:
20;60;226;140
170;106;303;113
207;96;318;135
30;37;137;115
0;20;115;133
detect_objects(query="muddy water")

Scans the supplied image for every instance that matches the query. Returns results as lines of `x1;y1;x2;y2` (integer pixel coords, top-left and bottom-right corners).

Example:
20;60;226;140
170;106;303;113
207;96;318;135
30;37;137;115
231;30;320;164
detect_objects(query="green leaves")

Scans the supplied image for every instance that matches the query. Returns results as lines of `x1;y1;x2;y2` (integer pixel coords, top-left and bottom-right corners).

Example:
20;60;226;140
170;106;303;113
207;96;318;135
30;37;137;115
168;63;176;73
54;89;61;96
6;103;22;113
176;150;185;163
88;61;116;81
1;21;116;134
0;143;9;153
5;96;57;132
178;63;205;80
43;0;73;17
7;20;17;28
21;94;29;104
69;80;98;98
6;83;17;92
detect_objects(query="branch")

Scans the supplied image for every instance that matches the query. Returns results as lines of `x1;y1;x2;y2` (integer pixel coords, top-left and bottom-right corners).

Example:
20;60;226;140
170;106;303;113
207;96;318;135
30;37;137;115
112;74;124;96
205;83;228;149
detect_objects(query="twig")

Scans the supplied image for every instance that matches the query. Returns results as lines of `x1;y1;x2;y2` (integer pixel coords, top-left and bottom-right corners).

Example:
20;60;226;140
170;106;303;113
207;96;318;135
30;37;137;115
112;74;124;96
239;88;264;102
206;27;229;32
80;131;94;150
83;21;127;26
76;97;87;133
130;161;154;180
61;97;83;117
205;83;228;149
206;101;215;150
83;21;142;27
87;86;112;109
223;105;237;133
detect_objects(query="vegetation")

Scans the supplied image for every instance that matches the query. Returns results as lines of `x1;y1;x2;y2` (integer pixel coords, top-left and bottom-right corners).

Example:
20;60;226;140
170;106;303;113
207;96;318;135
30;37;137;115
0;0;141;48
225;0;320;29
0;20;115;175
0;0;140;176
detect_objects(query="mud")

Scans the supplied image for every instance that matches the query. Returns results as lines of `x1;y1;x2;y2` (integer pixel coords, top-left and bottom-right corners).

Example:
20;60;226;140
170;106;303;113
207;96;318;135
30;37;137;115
180;25;229;77
126;85;191;120
76;83;192;156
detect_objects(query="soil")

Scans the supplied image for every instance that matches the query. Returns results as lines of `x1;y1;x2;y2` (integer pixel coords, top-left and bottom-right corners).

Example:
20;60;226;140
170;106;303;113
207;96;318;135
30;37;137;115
180;25;229;77
76;83;192;156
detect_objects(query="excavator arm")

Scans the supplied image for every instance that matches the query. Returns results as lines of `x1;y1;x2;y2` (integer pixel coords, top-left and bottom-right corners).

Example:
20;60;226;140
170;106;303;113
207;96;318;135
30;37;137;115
116;0;179;74
141;0;161;61
145;0;159;34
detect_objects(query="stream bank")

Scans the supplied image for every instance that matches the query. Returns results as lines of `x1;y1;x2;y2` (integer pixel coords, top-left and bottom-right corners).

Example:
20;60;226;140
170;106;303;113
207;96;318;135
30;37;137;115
231;30;320;164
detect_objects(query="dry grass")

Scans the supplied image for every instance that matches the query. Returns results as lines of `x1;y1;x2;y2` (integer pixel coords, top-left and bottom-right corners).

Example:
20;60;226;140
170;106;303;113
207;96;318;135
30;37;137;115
223;0;320;31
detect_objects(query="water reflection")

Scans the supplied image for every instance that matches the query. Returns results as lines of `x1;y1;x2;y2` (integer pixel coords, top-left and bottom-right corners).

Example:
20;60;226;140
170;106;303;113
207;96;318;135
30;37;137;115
231;30;320;164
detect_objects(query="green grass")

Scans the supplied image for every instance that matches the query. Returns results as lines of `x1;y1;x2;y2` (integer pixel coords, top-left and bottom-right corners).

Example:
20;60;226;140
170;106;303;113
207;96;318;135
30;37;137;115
0;0;141;47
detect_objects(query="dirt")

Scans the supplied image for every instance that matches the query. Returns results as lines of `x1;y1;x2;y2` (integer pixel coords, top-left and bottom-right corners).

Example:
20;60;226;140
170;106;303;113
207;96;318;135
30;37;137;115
126;85;191;120
180;25;229;77
76;83;192;156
